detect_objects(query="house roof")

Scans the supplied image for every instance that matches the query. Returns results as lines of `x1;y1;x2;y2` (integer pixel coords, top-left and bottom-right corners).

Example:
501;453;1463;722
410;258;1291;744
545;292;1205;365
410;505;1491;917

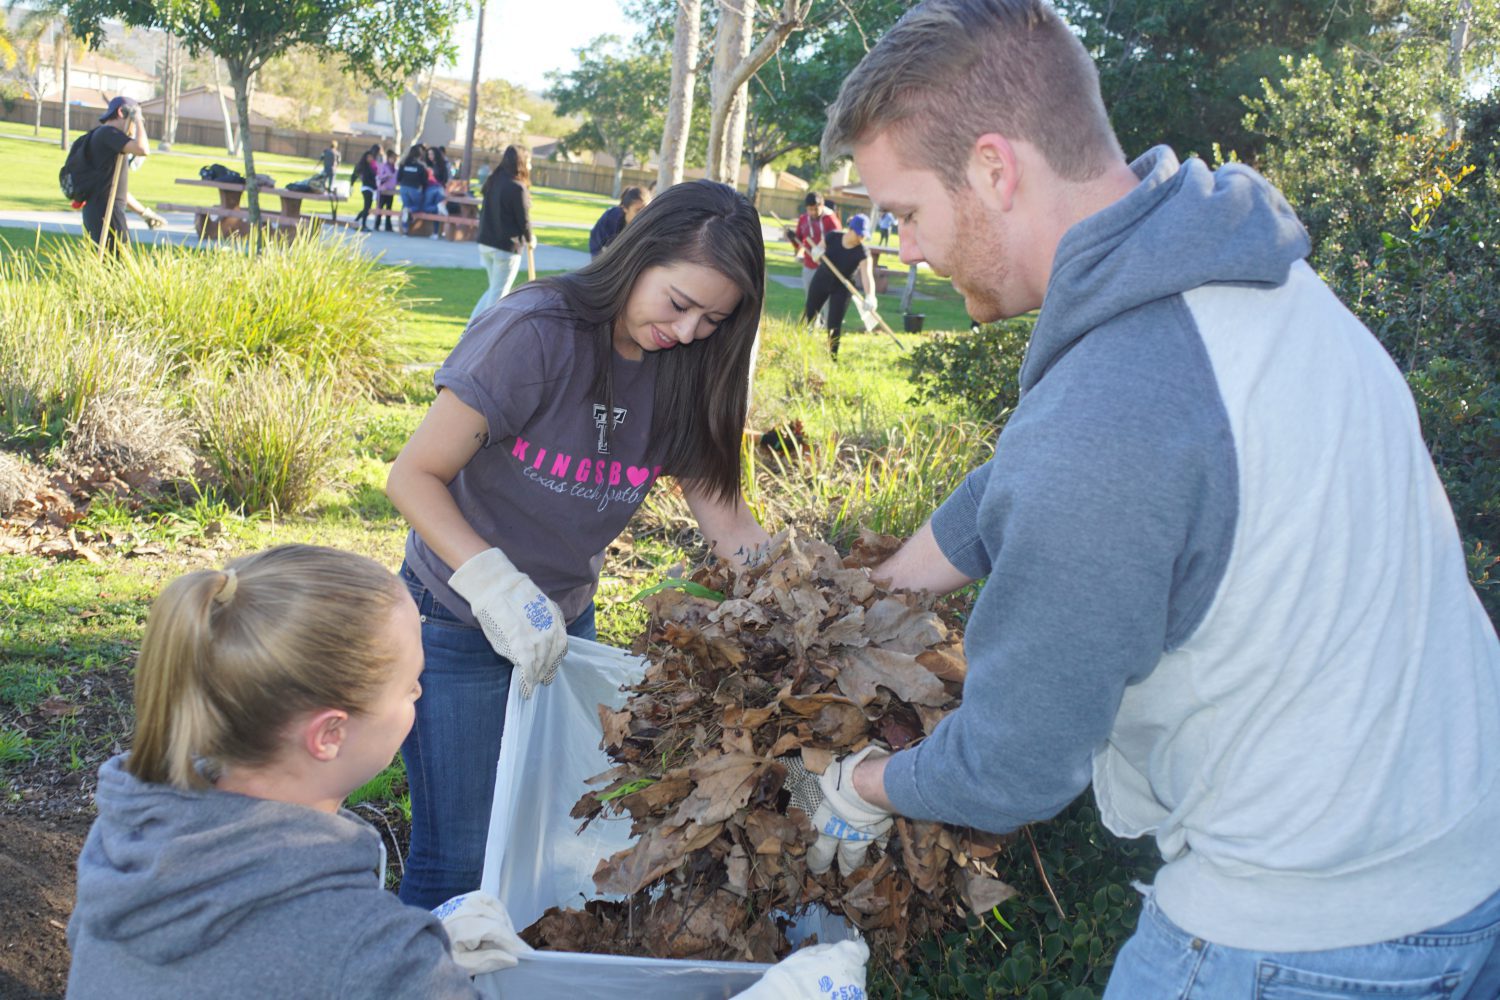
43;50;155;82
139;85;358;132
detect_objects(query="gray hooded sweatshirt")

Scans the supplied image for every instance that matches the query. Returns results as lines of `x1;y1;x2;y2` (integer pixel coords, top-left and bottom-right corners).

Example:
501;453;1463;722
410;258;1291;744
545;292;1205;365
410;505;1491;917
883;147;1500;951
67;754;481;1000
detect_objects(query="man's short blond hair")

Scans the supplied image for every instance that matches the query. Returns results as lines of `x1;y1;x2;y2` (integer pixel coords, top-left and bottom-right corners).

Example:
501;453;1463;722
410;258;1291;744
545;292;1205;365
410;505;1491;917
823;0;1123;187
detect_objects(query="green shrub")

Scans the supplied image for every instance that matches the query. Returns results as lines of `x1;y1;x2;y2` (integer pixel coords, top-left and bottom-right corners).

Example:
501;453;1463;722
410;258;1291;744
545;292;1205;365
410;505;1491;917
11;234;407;394
0;259;174;450
192;360;353;514
901;319;1033;426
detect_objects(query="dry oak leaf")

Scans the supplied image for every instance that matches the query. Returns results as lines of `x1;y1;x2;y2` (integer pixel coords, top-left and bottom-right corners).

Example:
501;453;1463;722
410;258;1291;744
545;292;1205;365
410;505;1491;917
593;820;723;895
831;647;950;708
667;753;777;827
961;872;1020;914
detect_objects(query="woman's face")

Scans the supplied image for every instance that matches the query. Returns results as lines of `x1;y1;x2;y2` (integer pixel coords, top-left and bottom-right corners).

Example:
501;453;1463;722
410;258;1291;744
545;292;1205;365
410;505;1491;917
613;261;742;360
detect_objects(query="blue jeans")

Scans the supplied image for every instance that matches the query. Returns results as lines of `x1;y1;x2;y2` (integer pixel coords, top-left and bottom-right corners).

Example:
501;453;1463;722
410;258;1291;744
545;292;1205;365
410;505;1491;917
396;562;597;910
398;185;443;226
1104;885;1500;999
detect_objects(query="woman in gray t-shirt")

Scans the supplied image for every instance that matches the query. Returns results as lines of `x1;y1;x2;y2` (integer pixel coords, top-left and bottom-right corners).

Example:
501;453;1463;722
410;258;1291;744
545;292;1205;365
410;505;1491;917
386;180;772;909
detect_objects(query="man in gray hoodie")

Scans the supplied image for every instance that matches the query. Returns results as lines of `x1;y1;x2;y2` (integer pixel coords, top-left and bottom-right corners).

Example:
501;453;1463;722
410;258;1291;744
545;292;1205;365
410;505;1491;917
794;1;1500;995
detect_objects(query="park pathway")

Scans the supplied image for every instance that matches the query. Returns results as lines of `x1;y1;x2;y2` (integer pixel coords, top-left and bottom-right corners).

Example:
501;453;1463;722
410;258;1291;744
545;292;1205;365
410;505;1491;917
0;207;592;271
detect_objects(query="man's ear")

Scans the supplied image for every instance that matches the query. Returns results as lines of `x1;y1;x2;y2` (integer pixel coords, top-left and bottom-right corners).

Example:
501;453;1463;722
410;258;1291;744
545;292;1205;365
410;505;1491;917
303;709;350;762
969;133;1021;212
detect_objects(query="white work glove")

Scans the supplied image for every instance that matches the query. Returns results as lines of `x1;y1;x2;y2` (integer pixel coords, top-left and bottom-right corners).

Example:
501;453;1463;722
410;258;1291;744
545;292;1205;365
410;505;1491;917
431;891;534;975
731;940;869;999
141;208;166;229
863;292;878;313
808;240;826;264
448;547;566;698
782;745;893;876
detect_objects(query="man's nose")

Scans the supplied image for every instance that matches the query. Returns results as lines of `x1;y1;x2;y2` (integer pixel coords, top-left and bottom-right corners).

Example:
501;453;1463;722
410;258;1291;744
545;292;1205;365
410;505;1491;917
899;237;924;267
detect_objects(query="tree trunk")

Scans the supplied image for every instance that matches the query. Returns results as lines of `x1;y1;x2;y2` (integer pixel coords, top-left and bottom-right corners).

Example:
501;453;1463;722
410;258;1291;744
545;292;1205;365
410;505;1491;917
59;27;71;149
706;0;751;184
228;62;261;240
415;64;437;145
33;90;42;135
746;155;762;202
162;34;181;148
705;0;811;186
461;0;485;180
657;0;701;189
613;161;625;198
388;89;405;156
213;58;237;154
1443;0;1473;143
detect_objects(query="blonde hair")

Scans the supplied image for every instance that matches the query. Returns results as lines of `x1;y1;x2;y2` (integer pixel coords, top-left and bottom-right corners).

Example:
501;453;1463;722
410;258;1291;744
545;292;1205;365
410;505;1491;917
822;0;1123;187
127;545;406;790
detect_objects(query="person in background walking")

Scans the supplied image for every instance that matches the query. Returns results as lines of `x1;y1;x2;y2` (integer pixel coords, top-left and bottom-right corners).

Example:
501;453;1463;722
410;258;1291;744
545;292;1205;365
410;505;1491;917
386;180;771;911
802;213;877;359
319;141;341;191
877;209;896;245
80;96;158;251
351;148;379;232
469;145;534;323
588;186;651;257
398;145;443;236
375;149;398;232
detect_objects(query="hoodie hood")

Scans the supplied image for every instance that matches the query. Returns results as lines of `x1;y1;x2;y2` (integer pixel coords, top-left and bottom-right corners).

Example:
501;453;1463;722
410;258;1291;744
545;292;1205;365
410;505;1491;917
1022;146;1310;393
71;754;384;964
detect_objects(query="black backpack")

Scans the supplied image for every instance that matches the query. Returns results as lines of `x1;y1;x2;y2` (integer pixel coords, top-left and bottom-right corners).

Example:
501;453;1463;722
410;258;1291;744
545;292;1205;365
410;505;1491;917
199;163;246;184
58;128;112;200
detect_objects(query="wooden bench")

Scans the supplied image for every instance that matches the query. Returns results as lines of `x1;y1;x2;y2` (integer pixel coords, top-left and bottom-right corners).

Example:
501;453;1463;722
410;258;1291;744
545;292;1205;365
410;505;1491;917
409;211;478;241
156;202;301;238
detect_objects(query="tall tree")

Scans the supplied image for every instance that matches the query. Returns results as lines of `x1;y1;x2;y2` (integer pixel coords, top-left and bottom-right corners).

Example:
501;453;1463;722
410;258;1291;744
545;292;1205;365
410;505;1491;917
158;30;181;147
70;0;465;230
656;0;701;188
1055;0;1396;160
704;0;813;184
546;35;670;196
7;2;78;145
461;0;484;179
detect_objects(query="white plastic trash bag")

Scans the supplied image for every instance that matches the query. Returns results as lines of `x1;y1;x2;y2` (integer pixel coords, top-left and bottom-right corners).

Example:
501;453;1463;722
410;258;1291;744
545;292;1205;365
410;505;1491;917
475;637;863;999
481;637;643;929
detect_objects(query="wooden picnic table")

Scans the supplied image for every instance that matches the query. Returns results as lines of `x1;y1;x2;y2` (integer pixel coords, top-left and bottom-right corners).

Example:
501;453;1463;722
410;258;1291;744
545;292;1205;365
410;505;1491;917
429;191;480;242
161;178;345;239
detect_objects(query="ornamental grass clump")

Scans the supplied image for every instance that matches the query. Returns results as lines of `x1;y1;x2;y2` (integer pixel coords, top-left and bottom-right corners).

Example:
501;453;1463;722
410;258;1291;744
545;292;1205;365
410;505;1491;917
524;529;1016;965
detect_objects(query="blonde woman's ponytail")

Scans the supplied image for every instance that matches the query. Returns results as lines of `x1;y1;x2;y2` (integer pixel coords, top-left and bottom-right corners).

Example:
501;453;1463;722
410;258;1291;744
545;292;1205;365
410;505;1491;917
128;570;230;788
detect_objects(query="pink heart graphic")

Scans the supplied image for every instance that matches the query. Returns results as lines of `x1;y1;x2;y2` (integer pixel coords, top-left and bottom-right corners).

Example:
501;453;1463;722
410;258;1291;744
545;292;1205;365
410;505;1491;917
626;466;651;488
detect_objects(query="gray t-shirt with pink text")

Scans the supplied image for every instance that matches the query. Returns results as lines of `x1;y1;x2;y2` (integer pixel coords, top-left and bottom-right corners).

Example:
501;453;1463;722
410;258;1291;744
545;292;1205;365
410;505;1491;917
404;285;660;625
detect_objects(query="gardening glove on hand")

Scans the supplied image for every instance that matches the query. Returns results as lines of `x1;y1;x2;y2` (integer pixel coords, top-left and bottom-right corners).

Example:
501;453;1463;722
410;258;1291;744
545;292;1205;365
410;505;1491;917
448;547;567;698
808;240;826;264
782;745;893;877
431;891;533;975
141;209;166;230
864;292;879;314
730;940;870;1000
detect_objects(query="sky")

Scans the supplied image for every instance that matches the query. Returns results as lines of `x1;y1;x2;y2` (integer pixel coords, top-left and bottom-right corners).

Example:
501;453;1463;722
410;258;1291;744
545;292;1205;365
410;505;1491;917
449;0;639;94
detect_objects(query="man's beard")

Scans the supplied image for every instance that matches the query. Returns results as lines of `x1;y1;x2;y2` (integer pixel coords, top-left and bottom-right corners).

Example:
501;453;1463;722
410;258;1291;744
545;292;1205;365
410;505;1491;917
950;186;1012;323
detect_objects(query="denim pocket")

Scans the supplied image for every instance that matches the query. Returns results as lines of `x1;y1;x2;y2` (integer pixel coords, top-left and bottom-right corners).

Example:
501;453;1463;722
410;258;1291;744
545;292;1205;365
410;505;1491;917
1255;962;1459;999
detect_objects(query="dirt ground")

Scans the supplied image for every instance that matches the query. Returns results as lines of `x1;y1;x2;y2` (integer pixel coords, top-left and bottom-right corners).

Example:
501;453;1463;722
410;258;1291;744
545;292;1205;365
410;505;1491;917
0;811;87;1000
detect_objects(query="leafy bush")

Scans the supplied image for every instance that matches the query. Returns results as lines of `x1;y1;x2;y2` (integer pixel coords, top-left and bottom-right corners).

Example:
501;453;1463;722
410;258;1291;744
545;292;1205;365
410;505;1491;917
7;234;407;394
901;319;1033;426
192;360;353;514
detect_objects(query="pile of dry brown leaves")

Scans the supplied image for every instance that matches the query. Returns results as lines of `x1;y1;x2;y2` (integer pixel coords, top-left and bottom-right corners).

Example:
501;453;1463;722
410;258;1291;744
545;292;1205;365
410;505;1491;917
521;529;1015;964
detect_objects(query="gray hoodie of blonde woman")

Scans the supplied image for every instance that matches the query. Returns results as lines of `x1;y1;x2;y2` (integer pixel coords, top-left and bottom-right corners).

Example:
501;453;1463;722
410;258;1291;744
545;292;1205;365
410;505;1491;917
67;754;480;1000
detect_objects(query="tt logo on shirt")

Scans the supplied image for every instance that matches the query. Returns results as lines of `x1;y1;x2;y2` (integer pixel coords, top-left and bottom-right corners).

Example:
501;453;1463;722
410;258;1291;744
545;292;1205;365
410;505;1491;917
593;404;627;453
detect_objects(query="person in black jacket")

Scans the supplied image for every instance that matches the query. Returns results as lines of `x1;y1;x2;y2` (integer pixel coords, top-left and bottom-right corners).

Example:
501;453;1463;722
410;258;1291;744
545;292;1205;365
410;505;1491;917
469;145;534;324
81;96;154;251
587;186;650;257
